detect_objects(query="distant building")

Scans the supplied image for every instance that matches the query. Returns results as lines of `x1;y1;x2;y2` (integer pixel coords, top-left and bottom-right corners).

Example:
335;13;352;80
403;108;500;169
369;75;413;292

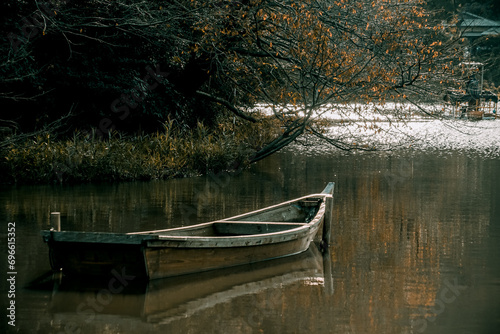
457;12;500;41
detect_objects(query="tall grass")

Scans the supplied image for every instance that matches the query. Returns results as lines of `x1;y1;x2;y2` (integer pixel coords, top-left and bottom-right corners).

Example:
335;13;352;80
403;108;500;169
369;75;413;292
1;117;281;184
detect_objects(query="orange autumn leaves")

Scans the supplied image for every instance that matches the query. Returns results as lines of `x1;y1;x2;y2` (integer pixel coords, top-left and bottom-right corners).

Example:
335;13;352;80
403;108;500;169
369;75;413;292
164;0;455;160
180;0;449;109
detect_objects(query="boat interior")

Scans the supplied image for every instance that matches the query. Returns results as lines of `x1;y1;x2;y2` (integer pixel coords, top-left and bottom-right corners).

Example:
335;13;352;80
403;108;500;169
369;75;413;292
131;198;322;238
157;221;308;237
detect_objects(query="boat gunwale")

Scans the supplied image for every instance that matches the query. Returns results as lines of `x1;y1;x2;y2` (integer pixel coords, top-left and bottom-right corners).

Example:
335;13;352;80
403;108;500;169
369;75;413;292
41;193;330;247
129;193;331;236
145;195;328;248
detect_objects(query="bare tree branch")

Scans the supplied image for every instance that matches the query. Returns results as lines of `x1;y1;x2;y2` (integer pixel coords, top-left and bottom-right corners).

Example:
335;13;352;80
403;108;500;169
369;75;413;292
195;90;257;123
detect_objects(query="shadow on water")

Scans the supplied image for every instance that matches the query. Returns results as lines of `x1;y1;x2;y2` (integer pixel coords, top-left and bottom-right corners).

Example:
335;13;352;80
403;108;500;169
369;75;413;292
26;245;329;327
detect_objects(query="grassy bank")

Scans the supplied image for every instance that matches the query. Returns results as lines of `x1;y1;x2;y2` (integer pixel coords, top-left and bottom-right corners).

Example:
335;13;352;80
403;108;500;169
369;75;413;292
1;118;280;184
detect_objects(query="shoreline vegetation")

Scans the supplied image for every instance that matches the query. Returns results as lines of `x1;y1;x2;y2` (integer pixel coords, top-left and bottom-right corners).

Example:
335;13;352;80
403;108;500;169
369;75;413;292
0;117;282;185
3;1;498;186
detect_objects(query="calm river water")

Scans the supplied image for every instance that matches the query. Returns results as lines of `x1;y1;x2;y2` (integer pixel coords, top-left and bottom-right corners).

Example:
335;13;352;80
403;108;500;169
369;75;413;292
1;122;500;333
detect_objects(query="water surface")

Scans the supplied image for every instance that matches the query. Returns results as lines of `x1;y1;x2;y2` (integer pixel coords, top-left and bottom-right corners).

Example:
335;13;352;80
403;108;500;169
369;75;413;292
1;127;500;333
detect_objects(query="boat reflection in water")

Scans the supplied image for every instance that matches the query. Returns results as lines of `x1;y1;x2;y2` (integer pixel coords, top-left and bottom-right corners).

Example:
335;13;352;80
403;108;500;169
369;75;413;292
41;244;331;326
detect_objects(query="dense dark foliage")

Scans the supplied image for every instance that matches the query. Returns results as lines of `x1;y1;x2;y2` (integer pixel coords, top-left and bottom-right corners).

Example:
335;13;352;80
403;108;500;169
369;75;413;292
1;1;458;135
0;0;477;183
1;0;231;135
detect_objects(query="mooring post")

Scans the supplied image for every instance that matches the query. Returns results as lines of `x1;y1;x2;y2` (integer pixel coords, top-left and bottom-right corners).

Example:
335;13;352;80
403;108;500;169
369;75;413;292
320;182;334;252
50;212;61;231
320;182;335;295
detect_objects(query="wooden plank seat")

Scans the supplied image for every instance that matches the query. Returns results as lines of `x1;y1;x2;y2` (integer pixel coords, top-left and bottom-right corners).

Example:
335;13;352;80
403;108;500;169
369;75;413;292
212;221;306;236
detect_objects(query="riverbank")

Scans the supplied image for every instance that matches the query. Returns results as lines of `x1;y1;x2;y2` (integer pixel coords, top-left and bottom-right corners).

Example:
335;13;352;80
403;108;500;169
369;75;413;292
0;119;280;184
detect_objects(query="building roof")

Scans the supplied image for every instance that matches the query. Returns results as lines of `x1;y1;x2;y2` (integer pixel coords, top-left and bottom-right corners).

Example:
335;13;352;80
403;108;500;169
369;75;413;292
458;12;500;38
462;29;500;38
459;12;500;28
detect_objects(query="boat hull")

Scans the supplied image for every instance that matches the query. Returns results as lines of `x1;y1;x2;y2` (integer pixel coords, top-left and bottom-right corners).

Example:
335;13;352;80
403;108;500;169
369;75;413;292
144;223;321;279
41;183;334;279
44;215;323;279
47;241;148;278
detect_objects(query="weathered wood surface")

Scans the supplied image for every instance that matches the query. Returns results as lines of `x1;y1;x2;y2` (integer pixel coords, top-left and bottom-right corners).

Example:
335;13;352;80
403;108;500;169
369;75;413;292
321;182;335;250
220;196;323;223
213;222;305;235
50;212;61;231
47;242;147;277
145;197;326;249
42;182;335;279
42;230;158;244
321;182;335;196
144;232;317;279
228;204;308;222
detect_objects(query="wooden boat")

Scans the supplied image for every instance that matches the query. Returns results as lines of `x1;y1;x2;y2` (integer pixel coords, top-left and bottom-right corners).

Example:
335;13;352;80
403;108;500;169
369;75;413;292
42;182;334;279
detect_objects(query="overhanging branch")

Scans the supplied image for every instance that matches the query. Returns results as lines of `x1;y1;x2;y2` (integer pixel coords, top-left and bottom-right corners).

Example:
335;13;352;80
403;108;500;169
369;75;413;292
195;90;257;122
250;123;306;163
